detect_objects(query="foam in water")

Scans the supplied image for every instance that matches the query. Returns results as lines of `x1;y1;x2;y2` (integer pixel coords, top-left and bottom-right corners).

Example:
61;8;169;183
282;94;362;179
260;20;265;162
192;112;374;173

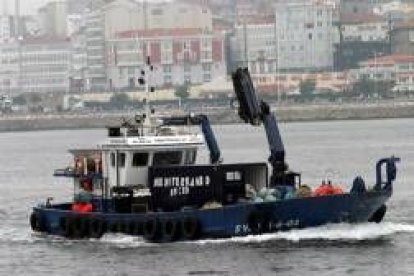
2;222;414;247
193;222;414;245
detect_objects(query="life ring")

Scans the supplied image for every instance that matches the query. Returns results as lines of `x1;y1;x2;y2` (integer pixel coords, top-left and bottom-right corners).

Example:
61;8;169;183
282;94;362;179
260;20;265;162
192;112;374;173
181;217;200;240
162;218;179;242
89;219;106;239
143;217;161;242
368;205;387;223
246;210;268;234
30;212;44;232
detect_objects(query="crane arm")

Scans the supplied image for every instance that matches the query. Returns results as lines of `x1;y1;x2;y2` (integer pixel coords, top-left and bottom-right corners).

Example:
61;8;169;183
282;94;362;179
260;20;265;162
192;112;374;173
161;114;221;164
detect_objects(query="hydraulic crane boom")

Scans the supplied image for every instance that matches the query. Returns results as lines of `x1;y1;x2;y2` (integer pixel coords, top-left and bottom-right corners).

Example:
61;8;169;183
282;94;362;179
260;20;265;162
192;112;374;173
161;114;221;164
232;68;290;186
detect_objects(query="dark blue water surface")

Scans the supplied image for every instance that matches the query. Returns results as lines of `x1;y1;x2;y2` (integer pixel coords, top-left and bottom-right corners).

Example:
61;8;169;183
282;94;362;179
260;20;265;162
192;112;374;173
0;119;413;276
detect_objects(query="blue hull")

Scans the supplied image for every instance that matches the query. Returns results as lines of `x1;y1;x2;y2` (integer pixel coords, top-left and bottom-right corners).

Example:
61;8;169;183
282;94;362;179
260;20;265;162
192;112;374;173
31;190;391;242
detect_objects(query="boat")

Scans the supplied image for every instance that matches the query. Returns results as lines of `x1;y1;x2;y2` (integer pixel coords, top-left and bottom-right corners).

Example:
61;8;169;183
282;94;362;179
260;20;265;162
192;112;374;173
29;63;400;242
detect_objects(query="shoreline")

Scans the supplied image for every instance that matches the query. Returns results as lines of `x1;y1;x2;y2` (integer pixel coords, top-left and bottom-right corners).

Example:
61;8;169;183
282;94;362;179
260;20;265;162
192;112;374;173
1;101;414;132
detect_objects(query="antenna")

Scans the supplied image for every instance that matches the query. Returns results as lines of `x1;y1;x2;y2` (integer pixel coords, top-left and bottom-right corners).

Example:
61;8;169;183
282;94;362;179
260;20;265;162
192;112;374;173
138;48;156;127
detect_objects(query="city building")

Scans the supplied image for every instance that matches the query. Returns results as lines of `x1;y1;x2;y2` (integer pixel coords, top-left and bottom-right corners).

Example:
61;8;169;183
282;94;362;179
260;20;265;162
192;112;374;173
101;0;213;40
0;42;19;94
251;71;348;94
0;15;15;43
106;28;226;89
340;0;388;16
19;38;72;93
349;54;414;92
391;20;414;56
84;10;106;91
230;18;276;73
274;0;337;72
70;29;87;92
38;1;68;38
335;13;390;70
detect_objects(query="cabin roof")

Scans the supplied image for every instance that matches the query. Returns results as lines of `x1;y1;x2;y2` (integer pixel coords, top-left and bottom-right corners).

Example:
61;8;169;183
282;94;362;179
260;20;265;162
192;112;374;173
68;149;101;157
99;134;204;149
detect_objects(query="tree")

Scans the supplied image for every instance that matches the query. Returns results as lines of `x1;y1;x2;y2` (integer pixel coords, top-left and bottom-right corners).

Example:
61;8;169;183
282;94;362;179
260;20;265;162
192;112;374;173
352;77;395;98
13;95;27;105
110;93;130;107
175;83;190;99
299;79;316;98
29;94;42;104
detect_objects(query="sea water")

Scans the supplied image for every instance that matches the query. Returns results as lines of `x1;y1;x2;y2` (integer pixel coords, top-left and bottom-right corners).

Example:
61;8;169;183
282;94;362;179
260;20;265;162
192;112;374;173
0;119;414;275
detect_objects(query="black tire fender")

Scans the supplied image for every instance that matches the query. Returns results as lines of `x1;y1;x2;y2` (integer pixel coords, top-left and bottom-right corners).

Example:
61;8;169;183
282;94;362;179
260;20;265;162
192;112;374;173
59;216;74;238
181;217;200;240
162;218;179;242
143;217;161;242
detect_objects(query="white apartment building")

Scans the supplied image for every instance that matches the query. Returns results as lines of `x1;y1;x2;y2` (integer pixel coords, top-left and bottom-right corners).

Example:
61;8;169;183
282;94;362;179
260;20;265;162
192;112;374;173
341;13;389;42
85;11;106;91
38;1;68;38
0;42;19;94
0;15;14;43
231;19;277;74
106;29;226;89
19;38;71;93
102;0;213;39
71;30;87;92
275;0;337;71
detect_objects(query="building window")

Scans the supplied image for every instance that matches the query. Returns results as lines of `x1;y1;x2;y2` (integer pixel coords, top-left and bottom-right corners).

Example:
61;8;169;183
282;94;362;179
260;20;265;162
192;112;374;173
308;33;313;40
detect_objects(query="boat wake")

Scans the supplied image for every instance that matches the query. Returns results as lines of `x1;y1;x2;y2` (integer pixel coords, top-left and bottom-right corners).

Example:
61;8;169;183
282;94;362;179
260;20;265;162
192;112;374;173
193;222;414;245
1;222;413;248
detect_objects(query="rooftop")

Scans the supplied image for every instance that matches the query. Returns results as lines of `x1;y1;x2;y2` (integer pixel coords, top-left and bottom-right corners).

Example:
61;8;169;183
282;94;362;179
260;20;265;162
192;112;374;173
340;13;386;24
116;28;213;39
361;54;414;66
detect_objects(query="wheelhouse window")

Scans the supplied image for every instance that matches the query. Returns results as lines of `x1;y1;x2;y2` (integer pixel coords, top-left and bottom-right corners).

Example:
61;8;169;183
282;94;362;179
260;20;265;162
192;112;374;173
132;152;149;167
110;152;116;167
118;152;126;168
184;150;197;165
153;151;182;166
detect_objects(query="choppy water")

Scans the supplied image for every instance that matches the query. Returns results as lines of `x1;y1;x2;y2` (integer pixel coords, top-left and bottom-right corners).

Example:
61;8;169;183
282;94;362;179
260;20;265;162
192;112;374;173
1;119;414;275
